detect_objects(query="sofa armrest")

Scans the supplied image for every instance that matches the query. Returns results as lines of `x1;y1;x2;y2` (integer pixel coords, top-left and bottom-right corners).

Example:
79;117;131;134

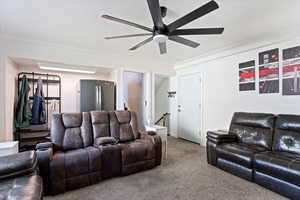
206;130;237;166
94;137;117;147
36;142;53;150
207;130;237;144
0;151;38;180
36;142;53;195
141;130;157;136
140;132;162;166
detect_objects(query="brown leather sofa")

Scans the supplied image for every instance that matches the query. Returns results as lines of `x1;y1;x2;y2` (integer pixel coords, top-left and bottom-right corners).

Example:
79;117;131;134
36;111;162;195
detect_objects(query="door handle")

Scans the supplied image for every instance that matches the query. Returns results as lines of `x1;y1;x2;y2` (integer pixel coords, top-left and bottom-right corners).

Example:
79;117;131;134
178;109;181;112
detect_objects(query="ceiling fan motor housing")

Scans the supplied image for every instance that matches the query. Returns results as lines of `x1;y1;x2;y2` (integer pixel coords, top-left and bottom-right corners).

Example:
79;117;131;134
153;24;169;35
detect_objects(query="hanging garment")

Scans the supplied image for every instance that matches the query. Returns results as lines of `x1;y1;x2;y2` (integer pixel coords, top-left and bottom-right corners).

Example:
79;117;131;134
48;100;59;129
15;75;32;128
31;78;46;124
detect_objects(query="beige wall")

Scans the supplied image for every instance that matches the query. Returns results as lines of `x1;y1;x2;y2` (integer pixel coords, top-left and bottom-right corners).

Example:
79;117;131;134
0;56;6;141
4;58;18;141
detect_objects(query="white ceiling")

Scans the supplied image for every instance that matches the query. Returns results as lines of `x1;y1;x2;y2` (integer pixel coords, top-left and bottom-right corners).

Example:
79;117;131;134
1;0;300;73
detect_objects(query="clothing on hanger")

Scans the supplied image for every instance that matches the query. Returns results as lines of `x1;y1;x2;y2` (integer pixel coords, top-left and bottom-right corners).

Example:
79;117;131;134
15;75;32;128
31;77;46;124
48;100;59;129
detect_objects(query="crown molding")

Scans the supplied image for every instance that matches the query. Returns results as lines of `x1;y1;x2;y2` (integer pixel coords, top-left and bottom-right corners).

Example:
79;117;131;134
174;30;300;71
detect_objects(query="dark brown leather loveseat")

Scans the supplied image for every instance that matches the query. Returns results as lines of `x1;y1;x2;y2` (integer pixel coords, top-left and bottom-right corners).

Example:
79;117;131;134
36;111;162;195
207;112;300;200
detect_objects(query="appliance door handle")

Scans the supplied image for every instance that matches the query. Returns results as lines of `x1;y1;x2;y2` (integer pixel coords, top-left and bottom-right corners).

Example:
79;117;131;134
98;85;102;110
95;86;98;109
96;85;101;110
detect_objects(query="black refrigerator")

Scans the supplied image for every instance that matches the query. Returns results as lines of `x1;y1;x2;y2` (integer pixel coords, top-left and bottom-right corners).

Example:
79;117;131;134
80;80;116;112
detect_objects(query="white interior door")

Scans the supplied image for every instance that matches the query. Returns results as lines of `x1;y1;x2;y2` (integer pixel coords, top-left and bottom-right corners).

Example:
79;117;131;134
178;73;202;143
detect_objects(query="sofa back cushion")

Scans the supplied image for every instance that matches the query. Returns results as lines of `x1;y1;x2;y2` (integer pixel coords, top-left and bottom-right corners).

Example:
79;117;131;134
273;115;300;155
109;111;140;142
91;111;110;139
229;112;275;149
51;113;93;151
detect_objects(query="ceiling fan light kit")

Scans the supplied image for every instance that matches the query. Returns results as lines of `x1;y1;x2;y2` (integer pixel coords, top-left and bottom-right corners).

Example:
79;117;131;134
153;34;168;44
103;0;224;55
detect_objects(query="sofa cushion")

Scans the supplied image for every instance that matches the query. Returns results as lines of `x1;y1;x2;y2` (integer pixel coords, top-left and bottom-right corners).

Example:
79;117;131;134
50;147;101;180
254;151;300;186
51;113;93;151
216;143;267;168
91;111;110;139
94;137;117;146
273;115;300;155
120;139;155;165
109;111;140;142
229;112;275;149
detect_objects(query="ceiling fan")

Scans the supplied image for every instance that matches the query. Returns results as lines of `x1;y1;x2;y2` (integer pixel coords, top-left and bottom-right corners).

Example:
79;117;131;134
102;0;224;55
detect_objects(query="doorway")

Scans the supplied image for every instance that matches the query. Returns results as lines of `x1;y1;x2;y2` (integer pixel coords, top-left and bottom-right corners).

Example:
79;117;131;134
178;73;202;144
123;71;145;130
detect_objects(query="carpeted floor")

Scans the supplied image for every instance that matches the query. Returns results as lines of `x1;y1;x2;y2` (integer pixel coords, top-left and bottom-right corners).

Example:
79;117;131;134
46;137;287;200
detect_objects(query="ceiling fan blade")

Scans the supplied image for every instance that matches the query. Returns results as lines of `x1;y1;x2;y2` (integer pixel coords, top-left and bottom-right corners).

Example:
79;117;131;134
159;42;167;54
146;0;164;29
105;33;153;40
129;37;153;51
167;1;219;32
169;28;224;36
169;36;200;48
102;15;153;32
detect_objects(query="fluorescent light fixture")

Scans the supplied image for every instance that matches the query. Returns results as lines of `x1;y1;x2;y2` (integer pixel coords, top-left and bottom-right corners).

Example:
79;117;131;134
39;65;96;74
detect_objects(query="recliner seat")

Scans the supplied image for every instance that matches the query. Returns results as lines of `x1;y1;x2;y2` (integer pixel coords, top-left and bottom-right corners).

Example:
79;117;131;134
217;143;267;168
110;111;161;175
215;112;275;181
254;151;300;186
253;114;300;199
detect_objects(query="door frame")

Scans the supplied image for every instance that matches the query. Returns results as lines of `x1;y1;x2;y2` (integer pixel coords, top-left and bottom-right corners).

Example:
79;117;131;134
177;72;204;145
153;73;170;125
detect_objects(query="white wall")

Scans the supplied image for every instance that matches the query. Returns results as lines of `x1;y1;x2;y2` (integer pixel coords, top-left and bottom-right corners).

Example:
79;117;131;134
110;69;124;110
5;58;18;141
174;36;300;145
